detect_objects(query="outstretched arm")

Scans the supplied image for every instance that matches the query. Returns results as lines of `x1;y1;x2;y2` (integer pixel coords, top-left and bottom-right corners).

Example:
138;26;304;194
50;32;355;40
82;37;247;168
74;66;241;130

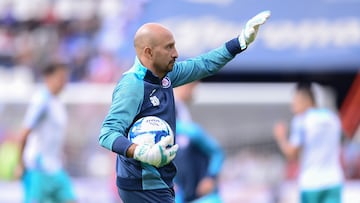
170;10;271;87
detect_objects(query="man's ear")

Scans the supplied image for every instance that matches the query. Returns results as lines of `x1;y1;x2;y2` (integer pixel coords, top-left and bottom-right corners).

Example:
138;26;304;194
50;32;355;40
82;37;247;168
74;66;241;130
144;47;152;59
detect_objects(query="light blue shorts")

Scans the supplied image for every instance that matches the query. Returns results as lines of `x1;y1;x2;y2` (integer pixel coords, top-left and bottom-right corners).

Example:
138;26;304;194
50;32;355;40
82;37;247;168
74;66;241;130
23;169;76;203
301;185;342;203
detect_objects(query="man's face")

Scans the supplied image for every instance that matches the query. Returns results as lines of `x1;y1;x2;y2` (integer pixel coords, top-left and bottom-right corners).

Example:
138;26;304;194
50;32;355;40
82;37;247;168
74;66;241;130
52;67;69;94
291;91;307;115
151;34;178;77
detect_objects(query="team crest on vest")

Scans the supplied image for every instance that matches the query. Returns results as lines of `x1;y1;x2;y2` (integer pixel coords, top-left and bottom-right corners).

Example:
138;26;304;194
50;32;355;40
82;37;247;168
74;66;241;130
162;76;171;88
150;96;160;106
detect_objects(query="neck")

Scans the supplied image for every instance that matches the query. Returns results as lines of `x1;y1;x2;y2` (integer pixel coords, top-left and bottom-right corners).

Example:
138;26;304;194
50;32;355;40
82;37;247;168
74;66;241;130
147;66;162;78
48;85;57;95
138;57;165;79
45;81;59;96
301;105;314;114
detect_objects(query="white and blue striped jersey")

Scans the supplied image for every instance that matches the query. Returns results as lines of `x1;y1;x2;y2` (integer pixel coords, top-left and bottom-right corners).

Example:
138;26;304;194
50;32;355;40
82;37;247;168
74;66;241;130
23;86;67;173
290;108;343;189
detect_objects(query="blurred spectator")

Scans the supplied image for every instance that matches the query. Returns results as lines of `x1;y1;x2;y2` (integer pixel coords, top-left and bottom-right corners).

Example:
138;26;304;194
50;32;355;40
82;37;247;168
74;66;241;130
0;0;150;83
342;138;360;179
0;25;16;68
87;50;120;83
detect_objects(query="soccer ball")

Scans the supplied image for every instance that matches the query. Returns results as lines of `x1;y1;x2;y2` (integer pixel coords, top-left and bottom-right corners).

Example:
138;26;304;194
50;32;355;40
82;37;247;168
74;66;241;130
128;116;174;146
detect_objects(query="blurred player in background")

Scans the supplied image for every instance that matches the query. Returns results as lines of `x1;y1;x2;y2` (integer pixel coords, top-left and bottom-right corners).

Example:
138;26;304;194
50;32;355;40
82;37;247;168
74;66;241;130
15;62;77;203
174;82;224;203
273;82;344;203
99;11;270;202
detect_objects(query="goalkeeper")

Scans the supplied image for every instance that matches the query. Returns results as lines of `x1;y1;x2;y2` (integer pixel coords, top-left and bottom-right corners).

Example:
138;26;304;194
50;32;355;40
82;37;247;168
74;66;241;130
99;10;271;203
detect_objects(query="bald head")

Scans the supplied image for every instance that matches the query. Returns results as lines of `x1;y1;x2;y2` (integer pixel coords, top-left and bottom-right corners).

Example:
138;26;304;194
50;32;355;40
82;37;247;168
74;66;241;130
134;23;173;53
132;23;178;78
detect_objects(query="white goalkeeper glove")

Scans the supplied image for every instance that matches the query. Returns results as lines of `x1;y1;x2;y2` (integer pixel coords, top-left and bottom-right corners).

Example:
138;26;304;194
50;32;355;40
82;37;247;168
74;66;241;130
133;136;178;168
238;10;271;50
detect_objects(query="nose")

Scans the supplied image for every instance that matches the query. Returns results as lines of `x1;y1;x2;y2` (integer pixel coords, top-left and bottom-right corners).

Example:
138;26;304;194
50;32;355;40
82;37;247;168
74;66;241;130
172;48;178;59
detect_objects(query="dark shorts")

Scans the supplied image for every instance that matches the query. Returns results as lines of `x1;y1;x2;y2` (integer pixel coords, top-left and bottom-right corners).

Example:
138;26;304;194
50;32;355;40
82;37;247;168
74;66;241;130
118;188;175;203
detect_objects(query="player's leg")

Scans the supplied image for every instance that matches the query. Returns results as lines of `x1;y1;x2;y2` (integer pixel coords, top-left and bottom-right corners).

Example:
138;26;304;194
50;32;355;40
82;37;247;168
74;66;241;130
118;187;175;203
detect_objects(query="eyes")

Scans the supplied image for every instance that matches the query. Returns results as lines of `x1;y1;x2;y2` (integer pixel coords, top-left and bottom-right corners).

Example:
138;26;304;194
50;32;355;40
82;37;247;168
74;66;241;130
165;43;175;50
